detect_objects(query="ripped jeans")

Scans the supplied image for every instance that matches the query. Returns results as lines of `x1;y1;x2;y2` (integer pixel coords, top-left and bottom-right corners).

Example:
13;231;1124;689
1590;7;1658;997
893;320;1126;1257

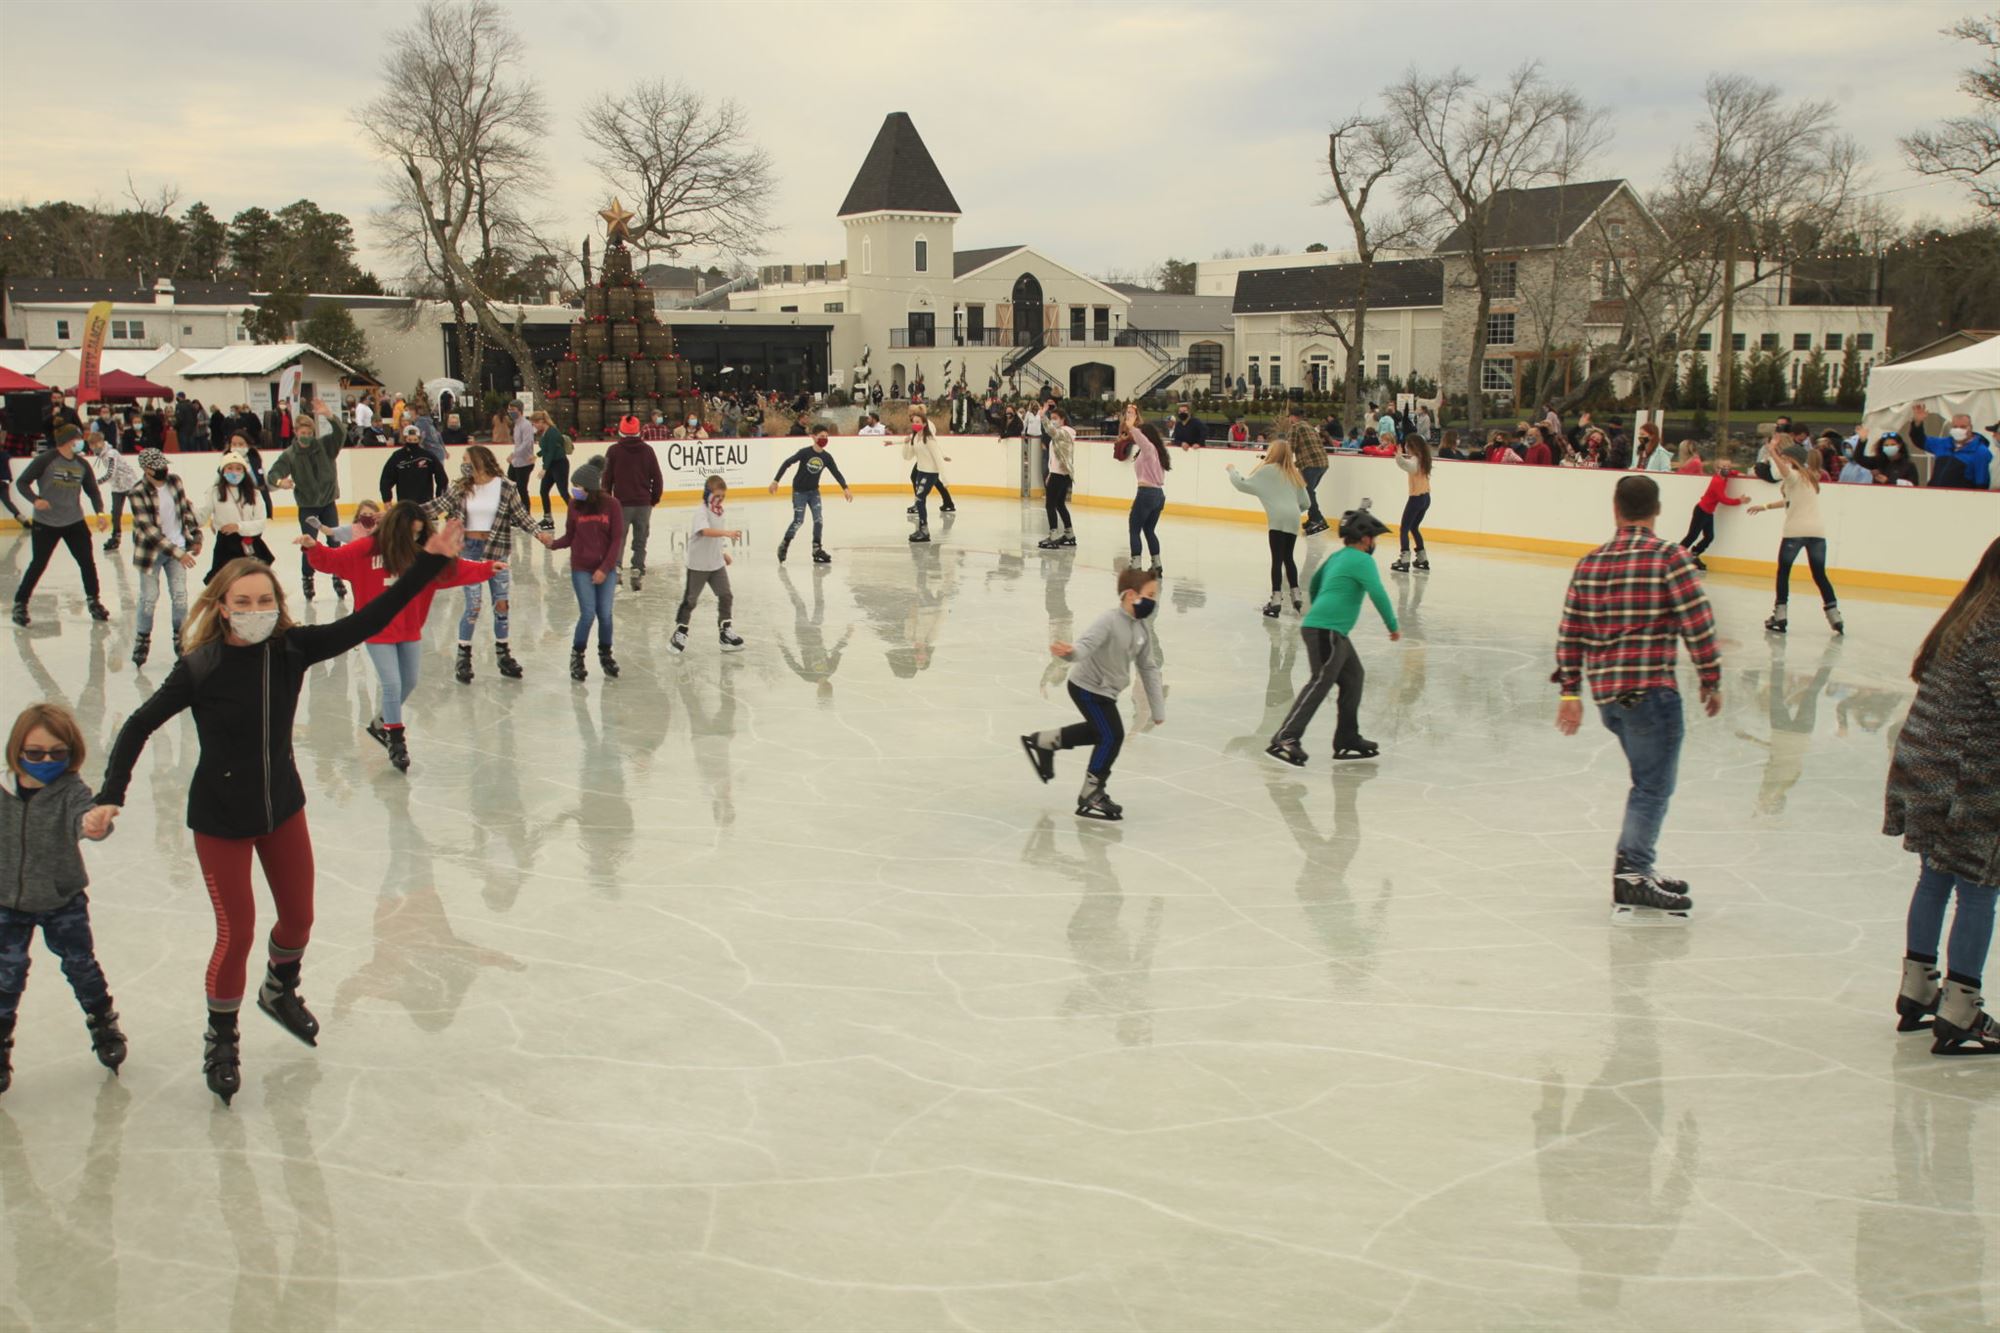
456;537;511;643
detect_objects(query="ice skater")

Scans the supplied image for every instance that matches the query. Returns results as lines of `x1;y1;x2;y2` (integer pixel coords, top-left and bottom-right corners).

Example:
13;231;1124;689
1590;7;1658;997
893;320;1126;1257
1019;566;1166;822
1224;437;1308;616
0;702;127;1097
90;525;464;1103
11;426;109;627
299;501;501;770
1389;435;1433;573
126;448;202;667
1677;457;1743;570
1553;475;1722;921
1115;404;1172;573
1884;536;2000;1054
551;458;625;681
1745;436;1842;635
204;451;274;582
1038;406;1077;548
903;408;948;543
1266;502;1400;766
425;444;548;683
86;430;142;554
771;427;852;563
671;474;746;655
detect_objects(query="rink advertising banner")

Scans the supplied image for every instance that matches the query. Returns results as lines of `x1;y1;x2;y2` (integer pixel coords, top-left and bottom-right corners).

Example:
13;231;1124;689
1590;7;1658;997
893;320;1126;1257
660;439;753;485
74;301;114;404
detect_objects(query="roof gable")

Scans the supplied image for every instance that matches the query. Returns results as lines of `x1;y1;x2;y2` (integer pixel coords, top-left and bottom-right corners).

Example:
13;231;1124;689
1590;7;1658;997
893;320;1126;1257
839;113;961;217
1432;179;1629;256
950;247;1131;304
1232;259;1444;315
952;246;1026;278
180;342;356;378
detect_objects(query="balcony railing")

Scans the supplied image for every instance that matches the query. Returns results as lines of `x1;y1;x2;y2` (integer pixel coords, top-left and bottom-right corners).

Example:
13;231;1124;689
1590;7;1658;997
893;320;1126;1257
889;327;1172;350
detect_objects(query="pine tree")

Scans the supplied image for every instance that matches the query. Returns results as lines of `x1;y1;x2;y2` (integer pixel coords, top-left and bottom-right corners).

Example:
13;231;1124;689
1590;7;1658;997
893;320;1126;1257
1834;342;1865;411
1795;349;1829;409
1683;353;1714;411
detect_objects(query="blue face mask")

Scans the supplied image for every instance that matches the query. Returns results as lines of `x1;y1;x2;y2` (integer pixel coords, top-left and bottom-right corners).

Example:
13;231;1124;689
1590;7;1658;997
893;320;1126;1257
571;487;588;502
18;757;68;784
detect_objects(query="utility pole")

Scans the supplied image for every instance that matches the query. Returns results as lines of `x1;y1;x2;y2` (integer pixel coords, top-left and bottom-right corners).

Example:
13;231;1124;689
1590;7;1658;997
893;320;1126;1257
1715;225;1736;442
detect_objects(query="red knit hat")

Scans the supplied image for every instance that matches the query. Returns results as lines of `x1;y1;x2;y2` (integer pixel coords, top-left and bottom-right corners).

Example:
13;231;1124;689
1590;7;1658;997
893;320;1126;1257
617;414;643;438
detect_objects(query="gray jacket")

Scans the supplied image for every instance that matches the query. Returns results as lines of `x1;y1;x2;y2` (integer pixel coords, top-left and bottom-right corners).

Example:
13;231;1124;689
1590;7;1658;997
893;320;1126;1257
1067;605;1166;722
2;771;95;914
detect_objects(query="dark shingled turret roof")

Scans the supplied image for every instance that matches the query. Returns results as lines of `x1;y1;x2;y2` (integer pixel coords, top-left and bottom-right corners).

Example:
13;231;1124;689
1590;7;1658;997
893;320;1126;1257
838;113;961;217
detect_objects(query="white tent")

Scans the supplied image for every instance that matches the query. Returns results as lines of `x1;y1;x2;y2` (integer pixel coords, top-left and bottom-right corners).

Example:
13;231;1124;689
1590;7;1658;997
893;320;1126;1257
1863;336;2000;440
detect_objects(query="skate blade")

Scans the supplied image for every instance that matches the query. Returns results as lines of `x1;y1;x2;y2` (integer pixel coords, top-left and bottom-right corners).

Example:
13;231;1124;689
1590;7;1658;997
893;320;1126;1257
1610;903;1691;926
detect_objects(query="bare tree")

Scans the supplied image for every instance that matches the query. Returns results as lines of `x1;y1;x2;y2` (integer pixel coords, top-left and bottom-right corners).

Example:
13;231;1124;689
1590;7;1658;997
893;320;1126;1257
1904;13;2000;215
1555;76;1862;417
579;81;776;262
1385;63;1607;428
356;0;549;395
1295;113;1423;410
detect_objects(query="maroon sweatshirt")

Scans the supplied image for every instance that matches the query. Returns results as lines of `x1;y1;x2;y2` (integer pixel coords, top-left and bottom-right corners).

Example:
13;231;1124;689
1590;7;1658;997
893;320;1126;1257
602;439;663;506
551;499;627;576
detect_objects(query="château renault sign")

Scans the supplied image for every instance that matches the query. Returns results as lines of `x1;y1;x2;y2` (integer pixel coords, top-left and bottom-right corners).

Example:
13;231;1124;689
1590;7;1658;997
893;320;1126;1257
660;440;752;485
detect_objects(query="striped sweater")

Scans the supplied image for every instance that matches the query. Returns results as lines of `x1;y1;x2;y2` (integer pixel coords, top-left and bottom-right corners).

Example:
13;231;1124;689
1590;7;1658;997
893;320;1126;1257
1553;526;1719;702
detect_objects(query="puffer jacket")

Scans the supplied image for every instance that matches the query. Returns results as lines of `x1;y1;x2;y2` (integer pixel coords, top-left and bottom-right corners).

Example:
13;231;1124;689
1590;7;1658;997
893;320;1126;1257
1884;608;2000;884
2;771;96;914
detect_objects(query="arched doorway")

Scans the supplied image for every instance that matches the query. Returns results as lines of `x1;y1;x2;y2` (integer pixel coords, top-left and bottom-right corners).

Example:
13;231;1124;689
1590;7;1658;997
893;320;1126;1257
1070;362;1115;399
1011;273;1043;347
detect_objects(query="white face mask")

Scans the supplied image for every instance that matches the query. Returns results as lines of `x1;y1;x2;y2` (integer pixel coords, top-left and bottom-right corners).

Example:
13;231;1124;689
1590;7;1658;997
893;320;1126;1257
1949;427;1971;442
1884;445;1902;457
228;609;279;644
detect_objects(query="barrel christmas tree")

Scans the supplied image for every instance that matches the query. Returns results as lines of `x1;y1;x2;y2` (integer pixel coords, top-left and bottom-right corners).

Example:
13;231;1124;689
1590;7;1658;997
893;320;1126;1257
548;198;697;439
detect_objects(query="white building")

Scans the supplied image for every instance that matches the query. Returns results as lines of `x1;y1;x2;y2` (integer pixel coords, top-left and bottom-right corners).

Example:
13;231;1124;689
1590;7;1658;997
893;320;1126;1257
3;277;258;352
1196;248;1422;298
731;113;1229;401
1229;259;1444;394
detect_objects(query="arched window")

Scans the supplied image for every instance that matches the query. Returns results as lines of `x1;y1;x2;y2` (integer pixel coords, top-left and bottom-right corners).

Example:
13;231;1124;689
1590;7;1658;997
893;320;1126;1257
914;236;929;273
863;236;872;276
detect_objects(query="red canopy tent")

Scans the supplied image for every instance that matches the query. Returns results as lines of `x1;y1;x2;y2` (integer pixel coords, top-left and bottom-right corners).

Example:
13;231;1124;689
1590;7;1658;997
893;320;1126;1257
85;369;173;401
0;366;50;394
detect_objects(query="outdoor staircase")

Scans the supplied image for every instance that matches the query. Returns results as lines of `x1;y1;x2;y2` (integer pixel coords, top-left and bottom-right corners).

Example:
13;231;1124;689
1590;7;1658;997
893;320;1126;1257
1014;361;1060;395
1002;336;1045;377
1124;329;1188;400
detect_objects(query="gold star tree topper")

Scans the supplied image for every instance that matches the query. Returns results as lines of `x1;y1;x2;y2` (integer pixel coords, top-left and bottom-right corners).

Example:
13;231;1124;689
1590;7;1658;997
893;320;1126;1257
599;198;635;241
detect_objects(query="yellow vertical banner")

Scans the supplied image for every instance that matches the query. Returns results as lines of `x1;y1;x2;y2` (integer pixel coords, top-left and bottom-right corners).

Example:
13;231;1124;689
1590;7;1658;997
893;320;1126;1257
75;301;114;404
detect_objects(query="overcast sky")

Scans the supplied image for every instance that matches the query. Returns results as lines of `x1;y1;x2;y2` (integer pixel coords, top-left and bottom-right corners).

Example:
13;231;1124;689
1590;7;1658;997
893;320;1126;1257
0;0;1983;283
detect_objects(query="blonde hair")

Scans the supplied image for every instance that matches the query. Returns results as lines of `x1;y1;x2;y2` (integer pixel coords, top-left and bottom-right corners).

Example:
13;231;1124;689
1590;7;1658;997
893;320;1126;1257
8;702;86;778
182;558;295;652
1256;435;1306;487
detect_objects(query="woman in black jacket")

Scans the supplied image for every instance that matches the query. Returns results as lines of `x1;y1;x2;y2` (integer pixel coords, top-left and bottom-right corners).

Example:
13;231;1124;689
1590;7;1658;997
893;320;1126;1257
87;522;465;1103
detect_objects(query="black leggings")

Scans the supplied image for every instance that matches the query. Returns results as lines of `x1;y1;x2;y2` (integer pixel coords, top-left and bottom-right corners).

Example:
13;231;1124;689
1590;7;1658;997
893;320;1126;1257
507;464;534;499
1399;493;1430;552
1775;536;1837;606
1681;507;1716;555
0;462;19;520
538;455;571;517
1056;682;1125;777
107;489;129;537
1268;530;1299;594
1045;473;1072;532
15;520;101;605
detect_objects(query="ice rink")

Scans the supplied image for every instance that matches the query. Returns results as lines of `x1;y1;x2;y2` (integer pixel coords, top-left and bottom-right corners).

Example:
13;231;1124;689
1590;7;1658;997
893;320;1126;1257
0;494;1991;1332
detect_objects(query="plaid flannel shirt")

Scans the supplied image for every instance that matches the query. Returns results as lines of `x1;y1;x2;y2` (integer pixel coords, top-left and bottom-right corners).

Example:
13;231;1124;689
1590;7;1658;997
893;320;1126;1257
1554;526;1720;702
1289;423;1328;470
128;476;203;570
425;478;539;558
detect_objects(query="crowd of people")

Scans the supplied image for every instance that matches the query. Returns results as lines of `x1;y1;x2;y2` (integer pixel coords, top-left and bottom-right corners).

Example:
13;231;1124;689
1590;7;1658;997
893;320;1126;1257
3;384;1998;1105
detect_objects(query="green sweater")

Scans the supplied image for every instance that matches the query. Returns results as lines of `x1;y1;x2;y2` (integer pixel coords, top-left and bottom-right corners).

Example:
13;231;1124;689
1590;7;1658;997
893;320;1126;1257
265;416;346;507
538;425;569;468
1303;545;1397;635
1226;463;1308;532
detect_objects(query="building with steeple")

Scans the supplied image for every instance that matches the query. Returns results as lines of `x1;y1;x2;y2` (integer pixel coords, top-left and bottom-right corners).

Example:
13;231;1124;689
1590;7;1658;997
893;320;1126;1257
733;113;1231;402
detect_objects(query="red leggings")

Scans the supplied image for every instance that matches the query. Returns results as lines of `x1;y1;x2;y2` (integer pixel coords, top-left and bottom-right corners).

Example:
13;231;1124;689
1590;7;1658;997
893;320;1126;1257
193;809;316;1007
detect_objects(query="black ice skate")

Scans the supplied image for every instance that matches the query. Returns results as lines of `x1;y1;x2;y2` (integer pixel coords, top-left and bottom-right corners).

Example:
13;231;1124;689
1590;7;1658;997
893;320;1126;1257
570;649;588;681
385;728;410;772
495;643;525;678
598;646;621;678
1076;784;1123;822
87;599;110;622
132;632;150;666
1898;957;1942;1032
909;527;931;543
0;1015;13;1096
301;575;316;601
204;1024;241;1106
1765;606;1787;634
85;1005;128;1073
1616;853;1689;900
1390;555;1411;573
1262;600;1282;618
366;716;391;751
1611;869;1693;924
455;644;475;684
1020;735;1055;783
777;537;791;563
257;965;320;1047
1413;555;1430;572
10;603;27;627
812;546;832;564
719;623;746;652
1265;738;1309;767
1332;738;1380;760
332;578;349;601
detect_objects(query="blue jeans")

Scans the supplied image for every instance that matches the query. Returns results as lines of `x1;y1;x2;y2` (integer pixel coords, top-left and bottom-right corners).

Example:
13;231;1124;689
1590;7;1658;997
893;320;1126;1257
1301;464;1328;525
1907;859;2000;983
1598;688;1684;872
457;537;512;643
136;555;188;637
364;639;424;726
784;490;824;547
1774;536;1837;607
0;894;111;1019
1128;485;1165;559
571;569;614;649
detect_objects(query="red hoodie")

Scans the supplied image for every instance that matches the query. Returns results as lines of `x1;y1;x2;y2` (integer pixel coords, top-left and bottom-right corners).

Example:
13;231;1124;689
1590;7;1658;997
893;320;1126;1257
305;537;495;643
1696;470;1744;515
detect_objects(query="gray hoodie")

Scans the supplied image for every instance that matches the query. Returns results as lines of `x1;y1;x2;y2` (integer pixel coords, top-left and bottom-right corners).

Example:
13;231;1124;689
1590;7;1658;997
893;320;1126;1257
2;771;95;914
1067;605;1166;722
